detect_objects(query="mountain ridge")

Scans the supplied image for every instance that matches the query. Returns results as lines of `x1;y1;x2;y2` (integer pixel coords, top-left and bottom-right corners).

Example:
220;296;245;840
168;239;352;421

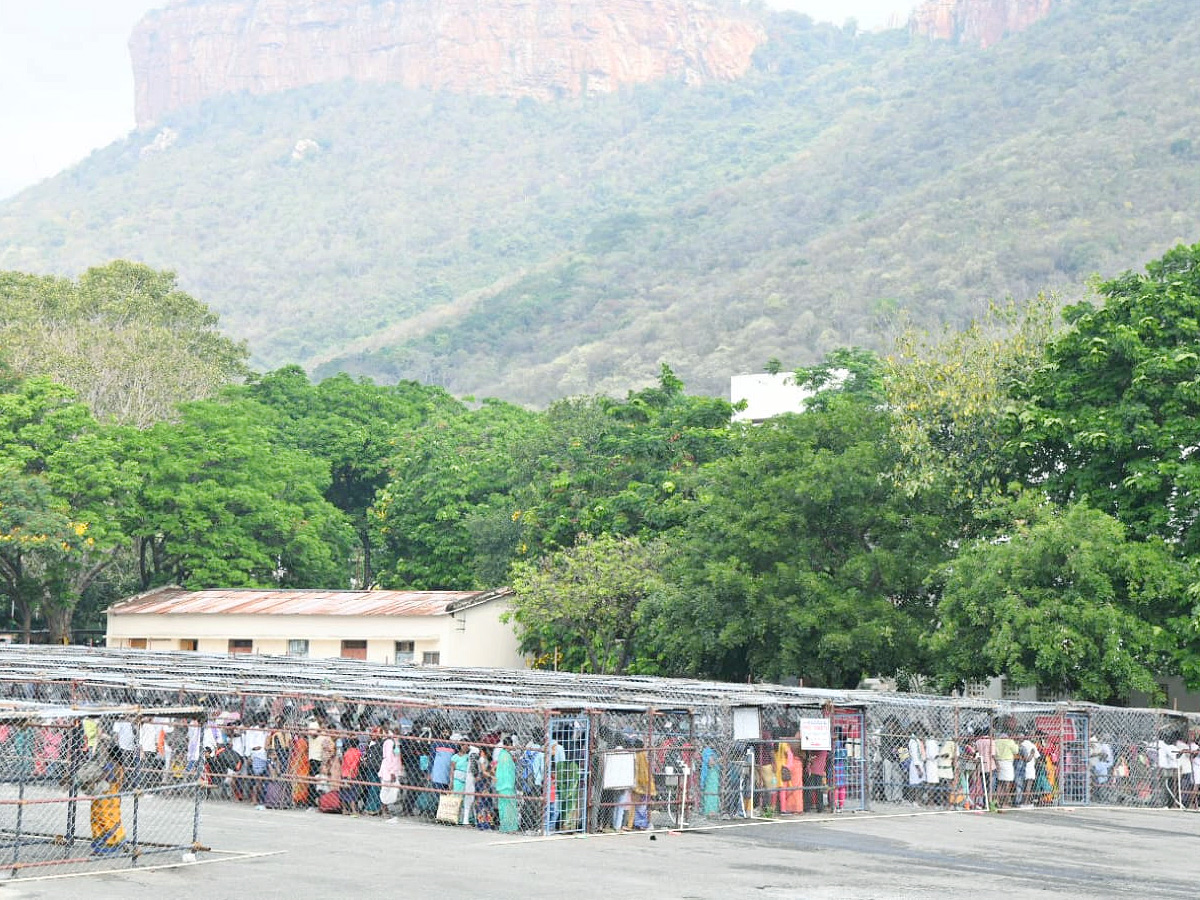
911;0;1056;47
130;0;766;127
2;0;1195;404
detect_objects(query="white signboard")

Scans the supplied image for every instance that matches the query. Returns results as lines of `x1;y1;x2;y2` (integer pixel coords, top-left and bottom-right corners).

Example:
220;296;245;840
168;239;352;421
602;751;637;790
733;707;762;741
799;717;831;751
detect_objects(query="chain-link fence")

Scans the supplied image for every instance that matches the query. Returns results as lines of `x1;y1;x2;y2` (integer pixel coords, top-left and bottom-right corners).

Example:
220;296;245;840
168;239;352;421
0;701;204;878
0;645;1195;850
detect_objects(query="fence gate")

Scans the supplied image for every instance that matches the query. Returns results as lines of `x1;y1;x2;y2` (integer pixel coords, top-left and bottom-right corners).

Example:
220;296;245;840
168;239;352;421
1059;712;1090;806
548;715;590;834
831;708;868;812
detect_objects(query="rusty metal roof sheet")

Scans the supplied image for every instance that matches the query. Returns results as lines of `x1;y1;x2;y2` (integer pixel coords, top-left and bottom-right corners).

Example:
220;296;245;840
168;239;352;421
108;586;510;618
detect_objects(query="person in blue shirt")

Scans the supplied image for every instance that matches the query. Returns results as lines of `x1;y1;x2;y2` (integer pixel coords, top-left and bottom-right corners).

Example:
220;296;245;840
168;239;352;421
429;729;456;794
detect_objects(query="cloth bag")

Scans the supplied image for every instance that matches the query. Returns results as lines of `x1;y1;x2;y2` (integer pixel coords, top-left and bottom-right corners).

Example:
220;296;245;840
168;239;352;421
436;792;463;825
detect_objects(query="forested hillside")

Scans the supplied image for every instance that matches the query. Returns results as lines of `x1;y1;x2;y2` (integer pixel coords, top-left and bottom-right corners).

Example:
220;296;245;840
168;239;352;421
0;0;1197;403
6;244;1200;700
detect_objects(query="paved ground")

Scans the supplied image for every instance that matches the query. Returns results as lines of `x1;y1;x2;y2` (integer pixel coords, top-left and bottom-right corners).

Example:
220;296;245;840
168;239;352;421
2;803;1197;899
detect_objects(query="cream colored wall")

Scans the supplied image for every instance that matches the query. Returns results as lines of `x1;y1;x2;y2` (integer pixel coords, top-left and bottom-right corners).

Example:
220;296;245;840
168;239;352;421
445;600;527;669
106;607;524;668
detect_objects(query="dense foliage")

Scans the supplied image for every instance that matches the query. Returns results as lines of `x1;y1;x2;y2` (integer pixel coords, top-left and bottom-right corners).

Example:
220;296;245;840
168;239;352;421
652;375;949;687
3;243;1200;706
1;0;1197;404
0;262;248;425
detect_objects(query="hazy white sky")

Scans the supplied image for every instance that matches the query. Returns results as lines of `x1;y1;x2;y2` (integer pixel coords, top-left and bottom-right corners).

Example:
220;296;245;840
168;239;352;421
0;1;913;199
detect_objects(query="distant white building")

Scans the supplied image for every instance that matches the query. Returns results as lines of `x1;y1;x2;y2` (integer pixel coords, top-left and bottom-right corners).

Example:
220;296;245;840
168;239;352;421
106;586;526;669
730;373;813;423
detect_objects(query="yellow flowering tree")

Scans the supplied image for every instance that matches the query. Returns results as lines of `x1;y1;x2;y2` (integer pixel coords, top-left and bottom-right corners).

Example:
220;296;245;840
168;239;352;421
0;378;130;642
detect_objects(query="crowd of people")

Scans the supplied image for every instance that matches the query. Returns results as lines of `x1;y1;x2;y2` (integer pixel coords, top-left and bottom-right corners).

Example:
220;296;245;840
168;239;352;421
196;713;557;833
1;703;1196;851
874;720;1200;810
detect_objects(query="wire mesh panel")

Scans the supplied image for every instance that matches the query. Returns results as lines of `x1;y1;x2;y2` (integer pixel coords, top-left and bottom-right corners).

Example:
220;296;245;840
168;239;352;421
0;645;1195;840
1152;711;1193;809
866;697;975;811
830;708;867;812
1088;705;1153;806
593;710;652;831
547;715;589;834
0;706;205;879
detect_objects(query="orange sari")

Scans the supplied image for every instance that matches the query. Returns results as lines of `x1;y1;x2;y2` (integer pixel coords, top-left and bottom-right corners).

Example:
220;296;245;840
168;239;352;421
291;735;310;805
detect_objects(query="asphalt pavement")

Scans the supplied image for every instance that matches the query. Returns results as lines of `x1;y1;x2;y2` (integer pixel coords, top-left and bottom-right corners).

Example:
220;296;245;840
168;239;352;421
2;802;1196;899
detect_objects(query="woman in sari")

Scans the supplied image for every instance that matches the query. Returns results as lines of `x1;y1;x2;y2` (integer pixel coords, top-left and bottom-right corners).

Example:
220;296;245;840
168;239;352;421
290;730;310;807
452;742;473;824
556;754;582;831
775;739;804;814
89;743;127;855
493;736;519;833
266;718;292;808
700;747;721;817
1038;731;1060;804
631;745;653;830
473;748;496;829
361;729;384;815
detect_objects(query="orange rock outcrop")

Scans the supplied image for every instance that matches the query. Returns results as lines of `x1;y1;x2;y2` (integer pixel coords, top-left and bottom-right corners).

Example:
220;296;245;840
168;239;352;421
910;0;1055;48
130;0;767;127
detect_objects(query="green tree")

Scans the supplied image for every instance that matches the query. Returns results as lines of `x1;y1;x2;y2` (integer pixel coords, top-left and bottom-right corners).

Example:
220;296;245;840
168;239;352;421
653;351;950;686
241;366;459;585
929;495;1187;703
884;296;1059;501
0;261;248;425
1011;244;1200;553
122;397;354;590
0;378;132;641
508;532;666;674
371;398;544;589
513;365;733;556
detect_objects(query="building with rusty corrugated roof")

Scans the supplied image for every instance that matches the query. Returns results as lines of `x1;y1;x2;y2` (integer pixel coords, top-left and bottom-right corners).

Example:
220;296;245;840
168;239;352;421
105;586;525;669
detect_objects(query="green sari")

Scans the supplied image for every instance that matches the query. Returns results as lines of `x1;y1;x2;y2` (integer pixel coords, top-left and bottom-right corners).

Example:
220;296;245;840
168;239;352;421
493;747;519;833
556;760;582;831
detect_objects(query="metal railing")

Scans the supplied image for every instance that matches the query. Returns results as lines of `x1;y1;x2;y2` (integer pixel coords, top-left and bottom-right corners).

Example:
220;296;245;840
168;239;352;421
0;645;1194;843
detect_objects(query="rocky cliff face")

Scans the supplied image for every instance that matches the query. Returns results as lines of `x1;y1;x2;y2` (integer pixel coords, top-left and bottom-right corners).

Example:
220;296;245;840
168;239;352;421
130;0;766;127
910;0;1056;48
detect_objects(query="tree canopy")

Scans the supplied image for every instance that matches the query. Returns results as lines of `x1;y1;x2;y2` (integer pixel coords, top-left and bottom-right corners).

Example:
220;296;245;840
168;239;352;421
1;242;1199;705
651;353;950;687
0;261;248;425
1012;243;1200;552
928;495;1187;703
509;533;667;675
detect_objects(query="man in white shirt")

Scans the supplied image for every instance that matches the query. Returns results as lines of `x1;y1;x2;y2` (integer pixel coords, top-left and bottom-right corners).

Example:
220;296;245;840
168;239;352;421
1157;736;1181;807
113;719;138;769
1088;735;1113;803
1018;737;1040;806
242;724;269;808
